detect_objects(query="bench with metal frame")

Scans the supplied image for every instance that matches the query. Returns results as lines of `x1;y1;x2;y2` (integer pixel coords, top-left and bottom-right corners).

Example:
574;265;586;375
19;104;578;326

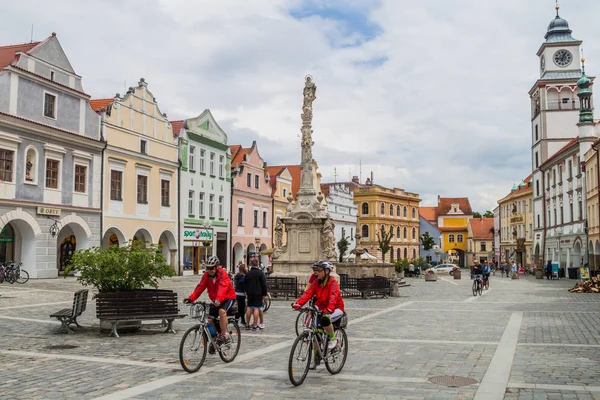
266;276;298;300
356;276;391;299
50;289;89;334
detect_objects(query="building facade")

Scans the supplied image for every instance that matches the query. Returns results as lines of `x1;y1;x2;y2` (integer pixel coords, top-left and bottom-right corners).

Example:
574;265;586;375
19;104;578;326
230;142;272;269
91;79;179;269
498;177;534;267
466;218;494;268
437;197;472;267
175;110;231;275
321;183;358;260
493;206;501;263
266;166;293;247
0;34;104;278
418;215;441;263
585;139;600;274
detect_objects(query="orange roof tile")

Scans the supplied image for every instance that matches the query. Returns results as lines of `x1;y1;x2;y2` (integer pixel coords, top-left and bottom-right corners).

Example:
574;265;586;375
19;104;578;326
469;218;494;239
419;206;438;223
89;98;113;112
320;184;330;197
438;197;472;215
270;165;301;198
0;41;40;69
230;145;251;167
439;226;468;232
170;120;184;137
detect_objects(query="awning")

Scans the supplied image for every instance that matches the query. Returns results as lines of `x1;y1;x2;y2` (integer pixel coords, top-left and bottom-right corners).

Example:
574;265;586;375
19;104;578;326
260;248;275;255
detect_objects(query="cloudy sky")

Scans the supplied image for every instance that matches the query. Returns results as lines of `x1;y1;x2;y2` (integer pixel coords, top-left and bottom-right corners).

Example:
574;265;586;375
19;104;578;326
2;0;599;213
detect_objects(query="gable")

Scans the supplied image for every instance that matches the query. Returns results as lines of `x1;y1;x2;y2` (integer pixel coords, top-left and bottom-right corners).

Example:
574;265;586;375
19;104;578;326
279;168;293;181
186;109;227;146
29;36;75;73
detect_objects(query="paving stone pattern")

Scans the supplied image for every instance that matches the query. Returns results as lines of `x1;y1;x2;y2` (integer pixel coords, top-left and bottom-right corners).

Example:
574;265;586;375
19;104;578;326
0;274;598;399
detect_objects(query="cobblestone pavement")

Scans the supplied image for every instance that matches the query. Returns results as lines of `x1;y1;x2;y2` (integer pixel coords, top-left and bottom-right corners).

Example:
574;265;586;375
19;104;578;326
0;274;599;399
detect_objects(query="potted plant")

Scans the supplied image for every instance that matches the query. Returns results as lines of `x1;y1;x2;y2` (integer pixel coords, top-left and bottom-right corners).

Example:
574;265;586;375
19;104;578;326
424;269;437;282
65;240;175;331
535;267;545;279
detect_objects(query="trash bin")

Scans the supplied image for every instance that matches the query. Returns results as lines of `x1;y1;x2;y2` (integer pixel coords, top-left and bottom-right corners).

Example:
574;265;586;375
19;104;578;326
559;267;565;278
567;268;579;280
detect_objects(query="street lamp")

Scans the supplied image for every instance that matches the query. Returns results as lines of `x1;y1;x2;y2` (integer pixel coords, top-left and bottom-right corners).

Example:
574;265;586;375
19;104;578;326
48;217;60;238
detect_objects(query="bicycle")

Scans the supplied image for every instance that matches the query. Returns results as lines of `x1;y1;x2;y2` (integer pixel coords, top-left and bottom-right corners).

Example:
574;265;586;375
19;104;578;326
0;262;28;284
288;303;348;386
179;301;241;373
472;274;483;296
294;298;315;336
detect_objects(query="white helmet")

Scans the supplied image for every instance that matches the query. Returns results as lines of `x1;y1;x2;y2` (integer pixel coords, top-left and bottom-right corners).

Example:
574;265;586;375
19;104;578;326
206;255;220;267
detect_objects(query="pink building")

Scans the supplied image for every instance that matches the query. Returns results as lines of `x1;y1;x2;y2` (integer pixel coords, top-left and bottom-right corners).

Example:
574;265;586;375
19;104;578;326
230;142;272;269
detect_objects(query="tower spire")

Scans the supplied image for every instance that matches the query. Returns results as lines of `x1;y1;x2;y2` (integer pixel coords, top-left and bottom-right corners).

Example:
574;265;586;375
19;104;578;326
577;54;594;125
555;0;560;17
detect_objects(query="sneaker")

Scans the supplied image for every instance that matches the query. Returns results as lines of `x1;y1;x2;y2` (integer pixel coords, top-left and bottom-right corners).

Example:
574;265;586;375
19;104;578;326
216;334;229;345
327;337;338;351
252;326;257;331
257;325;264;330
245;324;252;330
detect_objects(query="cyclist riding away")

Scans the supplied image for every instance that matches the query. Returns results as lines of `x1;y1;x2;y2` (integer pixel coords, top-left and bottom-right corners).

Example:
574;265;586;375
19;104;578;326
183;256;237;352
292;260;344;351
482;261;491;285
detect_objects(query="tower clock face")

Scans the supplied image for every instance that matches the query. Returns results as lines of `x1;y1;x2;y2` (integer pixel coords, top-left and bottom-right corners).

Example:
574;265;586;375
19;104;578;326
553;49;572;67
541;55;546;72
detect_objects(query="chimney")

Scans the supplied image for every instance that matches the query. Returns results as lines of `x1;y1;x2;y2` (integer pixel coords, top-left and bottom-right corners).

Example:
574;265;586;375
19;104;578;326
351;175;359;183
437;195;440;204
365;178;371;185
370;171;374;184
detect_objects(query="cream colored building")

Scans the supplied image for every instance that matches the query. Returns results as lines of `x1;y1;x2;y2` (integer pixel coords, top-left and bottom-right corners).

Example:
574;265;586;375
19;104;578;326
267;166;293;246
91;78;179;268
585;139;600;273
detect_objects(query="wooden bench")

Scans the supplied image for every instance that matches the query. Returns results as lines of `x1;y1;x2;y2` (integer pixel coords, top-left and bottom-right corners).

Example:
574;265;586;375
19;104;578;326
356;276;391;299
95;289;186;338
266;276;297;300
50;289;89;334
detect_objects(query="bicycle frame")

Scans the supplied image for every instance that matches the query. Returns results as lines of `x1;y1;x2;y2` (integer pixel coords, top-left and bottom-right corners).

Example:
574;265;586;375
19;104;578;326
299;304;334;361
187;302;223;351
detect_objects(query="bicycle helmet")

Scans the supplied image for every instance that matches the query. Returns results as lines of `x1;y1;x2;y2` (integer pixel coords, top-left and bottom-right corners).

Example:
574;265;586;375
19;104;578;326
205;255;220;267
312;260;334;271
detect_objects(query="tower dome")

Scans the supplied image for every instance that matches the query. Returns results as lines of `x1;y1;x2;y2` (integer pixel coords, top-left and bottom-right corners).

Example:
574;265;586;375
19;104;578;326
544;5;575;42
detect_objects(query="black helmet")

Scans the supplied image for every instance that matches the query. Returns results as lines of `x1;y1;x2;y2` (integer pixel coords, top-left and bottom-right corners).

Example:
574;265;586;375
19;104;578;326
312;260;334;271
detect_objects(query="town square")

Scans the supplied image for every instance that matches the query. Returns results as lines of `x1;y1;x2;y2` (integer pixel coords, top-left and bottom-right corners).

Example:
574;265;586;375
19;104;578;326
1;1;600;399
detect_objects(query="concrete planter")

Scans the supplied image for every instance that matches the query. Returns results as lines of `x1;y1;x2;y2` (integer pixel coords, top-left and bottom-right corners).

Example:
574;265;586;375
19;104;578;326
453;270;461;280
535;269;544;279
425;273;437;282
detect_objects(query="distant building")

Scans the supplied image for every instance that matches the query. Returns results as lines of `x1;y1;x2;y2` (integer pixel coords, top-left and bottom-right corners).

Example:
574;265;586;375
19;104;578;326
466;218;494;268
321;183;358;260
418;212;441;263
497;176;533;267
436;197;473;267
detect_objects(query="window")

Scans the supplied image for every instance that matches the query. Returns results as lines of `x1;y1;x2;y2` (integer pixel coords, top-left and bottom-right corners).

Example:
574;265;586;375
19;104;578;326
568;160;572;178
247;173;252;187
390;204;394;216
480;241;486;252
0;149;14;182
560;206;563;224
237;207;244;226
535;152;539;168
535;124;538;141
412;227;416;239
219;155;224;178
161;180;170;207
412;248;416;259
218;196;224;218
263;210;267;228
254;175;260;189
350;228;354;239
390;247;394;261
380;203;385;215
558;165;562;183
110;170;122;200
403;226;407;239
412;207;416;219
457;234;463;243
403;206;407;217
50;71;55;81
140;140;147;155
199;192;205;216
404;248;408;259
189;146;195;170
43;93;56;118
199;149;205;173
283;188;287;198
209;152;215;175
569;203;573;222
136;175;148;204
45;159;59;188
74;165;86;193
361;225;369;238
397;226;401;238
449;234;455;243
579;200;582;220
253;210;259;227
396;248;400;259
537;214;540;228
209;194;214;217
362;203;369;215
188;190;195;216
536;180;539;196
397;205;401;216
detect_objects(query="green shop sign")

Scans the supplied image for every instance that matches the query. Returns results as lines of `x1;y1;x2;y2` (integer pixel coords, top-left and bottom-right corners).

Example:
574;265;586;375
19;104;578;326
183;228;213;241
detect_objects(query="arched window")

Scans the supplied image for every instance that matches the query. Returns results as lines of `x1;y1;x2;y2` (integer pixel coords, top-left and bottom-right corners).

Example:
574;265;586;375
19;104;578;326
403;206;408;217
390;204;394;216
403;248;408;259
361;224;369;238
412;227;416;239
24;145;39;184
380;203;385;215
449;234;455;243
412;248;416;258
397;205;401;216
396;226;401;238
403;226;407;239
412;207;416;219
396;248;400;260
390;247;394;261
362;202;369;216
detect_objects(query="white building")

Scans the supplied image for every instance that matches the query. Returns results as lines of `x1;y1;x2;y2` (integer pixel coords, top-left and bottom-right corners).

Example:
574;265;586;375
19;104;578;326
321;183;357;260
173;110;232;275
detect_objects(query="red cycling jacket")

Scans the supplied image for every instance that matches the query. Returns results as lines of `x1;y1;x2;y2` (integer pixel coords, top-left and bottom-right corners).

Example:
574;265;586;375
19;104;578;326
189;266;236;303
297;276;344;312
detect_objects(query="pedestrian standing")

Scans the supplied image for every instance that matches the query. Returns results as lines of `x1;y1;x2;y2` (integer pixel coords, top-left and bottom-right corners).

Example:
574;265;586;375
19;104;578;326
234;265;247;326
546;260;552;280
512;260;519;279
245;259;268;331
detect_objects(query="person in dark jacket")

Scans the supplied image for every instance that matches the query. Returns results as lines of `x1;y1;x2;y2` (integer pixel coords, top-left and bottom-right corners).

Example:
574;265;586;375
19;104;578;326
546;260;552;280
245;259;268;330
234;265;247;326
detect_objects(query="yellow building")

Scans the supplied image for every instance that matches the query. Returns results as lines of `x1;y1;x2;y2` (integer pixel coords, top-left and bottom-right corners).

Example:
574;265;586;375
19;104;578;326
585;141;600;273
91;78;179;268
267;166;293;246
343;176;420;262
436;197;472;266
497;176;534;267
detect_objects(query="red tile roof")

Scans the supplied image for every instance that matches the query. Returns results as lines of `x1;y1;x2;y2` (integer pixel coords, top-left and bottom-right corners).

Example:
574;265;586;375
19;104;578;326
89;98;113;112
469;218;494;239
438;197;473;216
0;42;40;69
419;206;438;223
170;120;184;137
270;165;301;198
438;226;468;233
320;184;330;197
265;166;285;194
230;144;251;167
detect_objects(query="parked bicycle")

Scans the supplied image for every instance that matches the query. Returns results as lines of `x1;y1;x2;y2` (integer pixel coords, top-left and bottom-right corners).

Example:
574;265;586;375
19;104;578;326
288;303;348;386
179;300;241;373
472;274;483;296
0;262;29;284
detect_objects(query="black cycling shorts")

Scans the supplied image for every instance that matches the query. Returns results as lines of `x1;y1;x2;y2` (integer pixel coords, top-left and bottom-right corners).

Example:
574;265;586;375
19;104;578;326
209;299;235;318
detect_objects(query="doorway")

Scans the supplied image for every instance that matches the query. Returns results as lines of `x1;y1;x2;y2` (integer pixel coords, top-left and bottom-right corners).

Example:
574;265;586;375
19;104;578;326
59;235;76;272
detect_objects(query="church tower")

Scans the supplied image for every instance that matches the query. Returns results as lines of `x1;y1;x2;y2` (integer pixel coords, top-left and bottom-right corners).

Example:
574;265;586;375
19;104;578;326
577;58;596;158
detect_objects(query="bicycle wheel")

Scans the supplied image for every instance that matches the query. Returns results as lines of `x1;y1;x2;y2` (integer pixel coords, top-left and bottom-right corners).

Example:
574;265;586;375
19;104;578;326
263;293;271;312
16;270;29;284
472;280;477;296
478;281;483;296
179;326;208;373
288;331;312;386
295;311;310;336
219;319;241;363
325;328;348;375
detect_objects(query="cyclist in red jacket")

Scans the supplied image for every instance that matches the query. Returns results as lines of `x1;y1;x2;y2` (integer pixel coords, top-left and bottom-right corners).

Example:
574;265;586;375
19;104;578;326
293;260;344;352
184;256;237;348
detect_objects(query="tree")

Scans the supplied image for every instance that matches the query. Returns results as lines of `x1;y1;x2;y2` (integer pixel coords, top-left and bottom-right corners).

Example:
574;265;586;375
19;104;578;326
483;210;494;218
376;225;394;263
337;236;350;262
420;232;436;251
473;211;482;218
